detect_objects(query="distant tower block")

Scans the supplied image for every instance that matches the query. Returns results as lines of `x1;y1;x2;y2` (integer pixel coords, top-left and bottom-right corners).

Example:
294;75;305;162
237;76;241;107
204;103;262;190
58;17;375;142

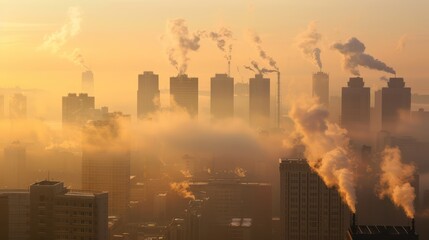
381;77;411;133
312;72;329;107
82;70;94;95
234;82;249;122
9;93;27;119
170;74;199;117
211;73;234;120
137;71;160;119
0;95;4;119
249;74;270;128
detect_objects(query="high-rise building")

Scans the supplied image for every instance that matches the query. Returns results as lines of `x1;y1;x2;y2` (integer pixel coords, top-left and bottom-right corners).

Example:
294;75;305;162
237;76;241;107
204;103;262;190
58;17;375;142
170;74;198;116
185;199;207;240
234;82;249;122
9;93;26;119
341;77;370;140
29;180;108;240
0;190;30;240
381;78;411;133
137;71;160;119
211;74;234;119
82;70;94;95
82;113;131;216
62;93;95;127
280;158;350;240
312;72;329;107
2;141;26;189
0;95;4;119
249;74;270;128
373;89;382;133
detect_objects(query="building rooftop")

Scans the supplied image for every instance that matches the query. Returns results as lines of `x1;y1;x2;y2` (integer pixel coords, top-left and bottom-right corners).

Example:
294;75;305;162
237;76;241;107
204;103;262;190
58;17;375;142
32;180;62;186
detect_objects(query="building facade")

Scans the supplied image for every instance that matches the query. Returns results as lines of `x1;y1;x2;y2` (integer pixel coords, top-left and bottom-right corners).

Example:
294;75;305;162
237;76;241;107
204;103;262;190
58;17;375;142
0;190;30;240
62;93;96;127
312;72;329;107
249;74;270;128
137;71;160;119
82;70;94;95
170;74;198;116
211;74;234;120
381;78;411;133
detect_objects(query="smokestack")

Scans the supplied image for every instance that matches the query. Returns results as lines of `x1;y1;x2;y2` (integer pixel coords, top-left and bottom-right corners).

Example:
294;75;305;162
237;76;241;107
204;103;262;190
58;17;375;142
411;218;415;233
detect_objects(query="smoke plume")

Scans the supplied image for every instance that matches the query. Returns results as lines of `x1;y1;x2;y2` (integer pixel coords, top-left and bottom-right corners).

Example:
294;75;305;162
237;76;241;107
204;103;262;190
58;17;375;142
289;99;357;212
296;21;323;70
332;37;396;76
249;30;278;71
165;19;203;75
379;146;416;218
170;181;195;200
209;27;233;61
39;7;88;69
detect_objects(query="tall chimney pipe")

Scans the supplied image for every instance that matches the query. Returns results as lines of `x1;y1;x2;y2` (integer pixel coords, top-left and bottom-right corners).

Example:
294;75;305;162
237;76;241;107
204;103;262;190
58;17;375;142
411;218;415;234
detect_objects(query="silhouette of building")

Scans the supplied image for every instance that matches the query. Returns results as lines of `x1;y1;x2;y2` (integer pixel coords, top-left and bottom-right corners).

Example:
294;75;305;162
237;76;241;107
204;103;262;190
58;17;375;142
82;70;94;95
280;158;350;240
249;74;270;128
62;93;96;127
312;72;329;107
373;89;383;133
170;74;198;116
185;199;207;240
234;82;249;122
211;74;234;119
382;78;411;133
0;95;4;119
0;190;30;240
2;141;26;189
341;77;371;141
137;71;160;119
9;93;26;119
82;113;131;216
29;180;108;240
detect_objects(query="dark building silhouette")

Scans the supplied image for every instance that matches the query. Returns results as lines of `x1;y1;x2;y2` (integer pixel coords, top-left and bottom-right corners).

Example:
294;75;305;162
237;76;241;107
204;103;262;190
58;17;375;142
382;78;411;133
9;93;26;119
0;190;30;240
280;158;350;240
82;70;94;95
29;181;108;240
312;72;329;107
137;71;160;119
170;74;198;116
373;89;383;133
341;77;371;141
82;113;131;216
2;141;26;189
62;93;96;127
185;199;207;240
211;73;234;120
249;74;270;128
234;82;249;122
0;95;4;119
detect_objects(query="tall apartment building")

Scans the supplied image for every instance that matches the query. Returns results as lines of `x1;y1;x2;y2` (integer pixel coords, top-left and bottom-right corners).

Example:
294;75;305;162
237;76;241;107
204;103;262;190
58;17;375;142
234;82;249;122
249;74;270;128
312;72;329;107
9;93;26;119
29;181;108;240
280;158;350;240
137;71;160;119
0;190;30;240
381;78;411;133
211;74;234;119
341;77;371;141
82;70;94;95
62;93;96;127
2;141;26;189
82;113;131;216
170;74;198;116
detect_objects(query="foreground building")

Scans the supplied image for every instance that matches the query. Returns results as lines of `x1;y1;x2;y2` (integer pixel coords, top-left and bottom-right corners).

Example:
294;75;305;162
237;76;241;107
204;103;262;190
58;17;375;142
346;217;418;240
0;190;30;240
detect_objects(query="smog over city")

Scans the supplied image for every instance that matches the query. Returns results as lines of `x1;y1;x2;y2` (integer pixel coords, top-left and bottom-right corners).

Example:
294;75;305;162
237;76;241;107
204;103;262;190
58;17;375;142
1;1;429;239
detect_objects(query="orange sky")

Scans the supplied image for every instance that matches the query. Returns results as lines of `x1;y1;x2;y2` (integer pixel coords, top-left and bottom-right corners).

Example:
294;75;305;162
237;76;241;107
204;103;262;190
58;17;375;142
1;0;429;119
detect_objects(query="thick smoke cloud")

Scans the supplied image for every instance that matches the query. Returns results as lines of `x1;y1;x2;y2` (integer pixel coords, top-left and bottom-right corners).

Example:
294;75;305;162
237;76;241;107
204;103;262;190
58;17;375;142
170;181;195;200
332;37;396;76
164;19;203;75
248;30;279;72
39;7;88;69
208;27;233;61
296;21;323;70
379;147;416;218
288;99;357;212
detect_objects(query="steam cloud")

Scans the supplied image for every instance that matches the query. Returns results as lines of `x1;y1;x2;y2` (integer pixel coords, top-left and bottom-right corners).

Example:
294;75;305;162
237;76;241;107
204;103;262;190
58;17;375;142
289;99;357;212
332;37;396;76
249;31;279;72
208;27;233;61
296;21;323;70
39;7;88;69
165;19;203;75
379;146;416;218
170;181;195;200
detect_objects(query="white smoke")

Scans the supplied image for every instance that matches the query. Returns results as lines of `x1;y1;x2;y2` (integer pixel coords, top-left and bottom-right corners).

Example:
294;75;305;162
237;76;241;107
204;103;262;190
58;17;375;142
248;30;279;71
289;99;357;212
332;37;396;76
208;27;233;61
379;146;416;218
296;21;323;70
